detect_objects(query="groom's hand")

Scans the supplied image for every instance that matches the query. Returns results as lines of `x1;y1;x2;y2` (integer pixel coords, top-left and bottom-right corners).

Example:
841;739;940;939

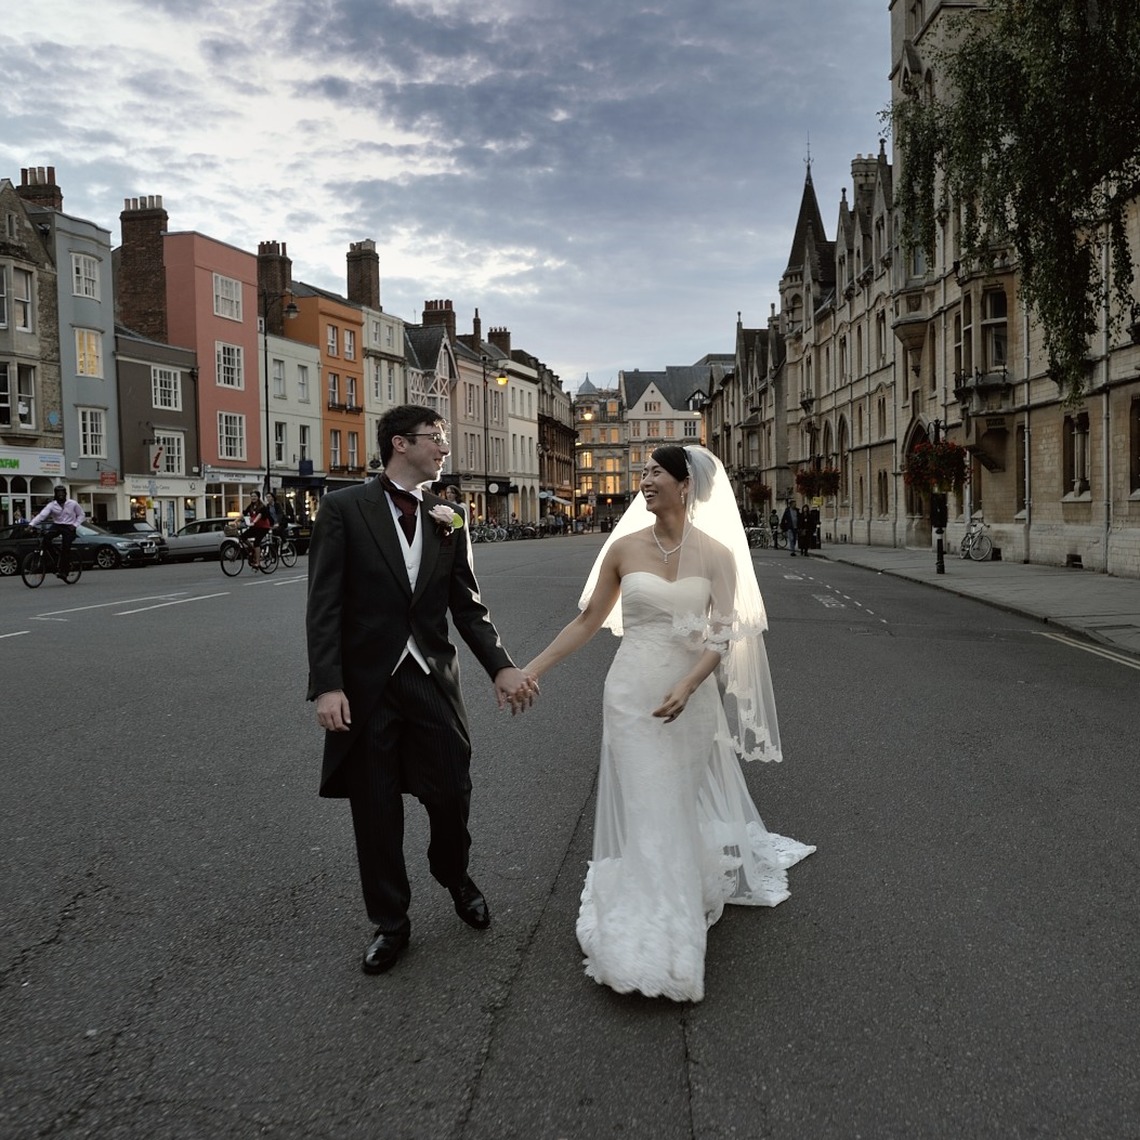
494;667;539;715
316;689;352;732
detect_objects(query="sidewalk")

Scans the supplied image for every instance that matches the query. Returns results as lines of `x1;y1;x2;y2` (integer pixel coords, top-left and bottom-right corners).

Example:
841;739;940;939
816;542;1140;659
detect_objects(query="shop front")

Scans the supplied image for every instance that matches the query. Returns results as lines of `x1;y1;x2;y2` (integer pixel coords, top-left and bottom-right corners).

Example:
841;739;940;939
0;446;67;526
123;473;211;535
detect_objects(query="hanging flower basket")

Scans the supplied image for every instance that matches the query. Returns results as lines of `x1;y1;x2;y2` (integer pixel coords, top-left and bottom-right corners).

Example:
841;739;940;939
817;467;841;497
746;480;771;505
795;467;841;498
794;469;819;497
903;440;968;493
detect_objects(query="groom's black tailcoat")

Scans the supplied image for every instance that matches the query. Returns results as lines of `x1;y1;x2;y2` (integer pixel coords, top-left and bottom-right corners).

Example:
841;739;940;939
306;478;515;800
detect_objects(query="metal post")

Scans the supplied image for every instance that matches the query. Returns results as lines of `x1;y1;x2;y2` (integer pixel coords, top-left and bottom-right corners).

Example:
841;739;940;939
261;289;271;497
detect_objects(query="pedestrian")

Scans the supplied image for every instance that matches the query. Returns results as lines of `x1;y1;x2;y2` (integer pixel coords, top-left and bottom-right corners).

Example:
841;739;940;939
780;501;799;555
306;404;537;976
796;502;813;557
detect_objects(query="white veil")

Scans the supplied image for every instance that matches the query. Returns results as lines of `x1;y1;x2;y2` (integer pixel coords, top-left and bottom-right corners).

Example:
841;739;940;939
578;446;782;763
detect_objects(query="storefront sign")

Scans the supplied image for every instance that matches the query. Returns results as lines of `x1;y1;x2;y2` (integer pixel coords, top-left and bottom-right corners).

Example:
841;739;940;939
0;448;66;477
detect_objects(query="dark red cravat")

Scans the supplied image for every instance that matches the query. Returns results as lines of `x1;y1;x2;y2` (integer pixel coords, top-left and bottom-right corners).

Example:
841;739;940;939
380;475;419;544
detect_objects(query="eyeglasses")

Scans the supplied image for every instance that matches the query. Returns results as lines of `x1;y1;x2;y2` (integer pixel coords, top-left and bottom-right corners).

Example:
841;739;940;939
402;432;449;447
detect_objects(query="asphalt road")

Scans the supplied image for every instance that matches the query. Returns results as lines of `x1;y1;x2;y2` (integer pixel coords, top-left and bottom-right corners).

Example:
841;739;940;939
1;540;1136;1139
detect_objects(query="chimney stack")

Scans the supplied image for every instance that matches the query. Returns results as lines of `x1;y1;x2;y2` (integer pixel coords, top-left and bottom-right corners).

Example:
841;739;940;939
421;299;457;344
488;326;511;357
471;308;482;350
257;241;294;334
117;195;169;341
346;239;381;310
17;166;63;211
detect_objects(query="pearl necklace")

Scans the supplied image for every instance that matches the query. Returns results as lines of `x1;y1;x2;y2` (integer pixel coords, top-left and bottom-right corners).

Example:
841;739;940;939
652;523;689;563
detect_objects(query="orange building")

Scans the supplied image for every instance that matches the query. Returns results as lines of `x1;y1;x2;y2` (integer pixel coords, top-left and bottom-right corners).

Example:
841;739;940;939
287;283;366;492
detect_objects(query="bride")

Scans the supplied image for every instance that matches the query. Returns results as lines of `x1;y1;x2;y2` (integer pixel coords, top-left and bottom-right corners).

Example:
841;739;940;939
522;445;814;1003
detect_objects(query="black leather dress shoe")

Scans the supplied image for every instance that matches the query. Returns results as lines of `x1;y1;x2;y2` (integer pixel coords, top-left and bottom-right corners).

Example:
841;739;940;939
449;877;491;929
362;930;409;974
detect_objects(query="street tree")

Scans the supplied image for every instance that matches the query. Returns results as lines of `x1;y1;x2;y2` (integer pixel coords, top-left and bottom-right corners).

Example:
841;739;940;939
888;0;1140;403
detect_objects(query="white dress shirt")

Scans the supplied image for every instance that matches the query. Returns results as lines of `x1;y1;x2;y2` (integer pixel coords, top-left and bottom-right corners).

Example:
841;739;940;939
384;480;431;676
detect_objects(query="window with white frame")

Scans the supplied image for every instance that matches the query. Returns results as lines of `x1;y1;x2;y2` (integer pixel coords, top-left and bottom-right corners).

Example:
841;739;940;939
78;407;106;457
154;430;185;475
0;363;36;427
344;329;356;360
272;358;286;398
465;382;475;418
385;323;393;347
299;423;310;461
644;400;660;412
72;253;99;299
346;376;357;408
328;373;340;405
371;360;382;401
218;411;246;460
14;268;33;331
387;362;395;403
684;420;699;437
297;364;310;402
216;342;244;388
371;319;382;345
75;329;103;377
0;265;7;326
329;429;342;467
213;273;242;321
348;431;359;468
327;325;339;355
151;366;182;410
274;421;287;462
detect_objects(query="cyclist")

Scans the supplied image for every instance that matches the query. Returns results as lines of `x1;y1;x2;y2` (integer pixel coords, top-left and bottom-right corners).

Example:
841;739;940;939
29;486;85;579
241;492;274;569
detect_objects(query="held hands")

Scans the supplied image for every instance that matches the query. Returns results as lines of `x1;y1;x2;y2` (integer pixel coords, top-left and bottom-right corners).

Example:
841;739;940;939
495;667;540;715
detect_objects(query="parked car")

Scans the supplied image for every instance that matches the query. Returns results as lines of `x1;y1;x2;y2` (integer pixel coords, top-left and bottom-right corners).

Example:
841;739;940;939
164;517;232;562
100;519;169;562
0;524;43;576
0;522;145;574
74;523;156;569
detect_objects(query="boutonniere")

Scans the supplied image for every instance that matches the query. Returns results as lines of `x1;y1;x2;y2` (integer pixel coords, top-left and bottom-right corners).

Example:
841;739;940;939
429;504;464;535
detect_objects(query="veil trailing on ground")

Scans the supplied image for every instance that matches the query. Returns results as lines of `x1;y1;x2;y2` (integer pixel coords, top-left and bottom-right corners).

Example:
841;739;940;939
578;446;782;762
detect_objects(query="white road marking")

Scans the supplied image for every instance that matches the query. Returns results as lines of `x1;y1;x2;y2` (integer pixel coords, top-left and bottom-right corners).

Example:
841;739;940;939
0;630;30;639
1038;631;1140;671
812;593;847;609
114;593;229;615
34;594;187;618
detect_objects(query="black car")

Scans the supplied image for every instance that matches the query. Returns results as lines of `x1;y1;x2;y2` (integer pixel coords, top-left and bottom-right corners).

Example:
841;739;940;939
0;524;41;576
0;523;123;574
101;519;169;562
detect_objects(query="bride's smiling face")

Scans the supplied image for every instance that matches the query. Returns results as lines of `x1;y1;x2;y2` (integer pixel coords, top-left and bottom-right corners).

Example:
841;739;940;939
640;460;687;514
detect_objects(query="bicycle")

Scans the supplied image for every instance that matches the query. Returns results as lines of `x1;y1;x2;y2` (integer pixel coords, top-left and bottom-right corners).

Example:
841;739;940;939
262;530;298;568
959;518;993;561
746;526;771;549
219;532;278;576
21;532;82;588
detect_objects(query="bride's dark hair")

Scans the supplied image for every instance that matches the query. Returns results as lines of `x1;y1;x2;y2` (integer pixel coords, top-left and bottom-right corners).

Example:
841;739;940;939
652;445;689;484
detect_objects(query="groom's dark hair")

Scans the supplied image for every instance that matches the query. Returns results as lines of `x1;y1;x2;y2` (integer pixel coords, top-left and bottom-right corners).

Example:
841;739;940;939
378;404;446;465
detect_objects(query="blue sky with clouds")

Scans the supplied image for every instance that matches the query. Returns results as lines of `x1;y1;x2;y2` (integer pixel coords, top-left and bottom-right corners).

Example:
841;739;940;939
1;0;890;391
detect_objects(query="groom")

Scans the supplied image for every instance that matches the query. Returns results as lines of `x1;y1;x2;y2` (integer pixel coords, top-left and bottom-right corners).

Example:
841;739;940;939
306;404;535;974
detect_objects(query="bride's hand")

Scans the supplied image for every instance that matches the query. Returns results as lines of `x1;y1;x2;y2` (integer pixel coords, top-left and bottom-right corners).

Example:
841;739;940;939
652;682;693;724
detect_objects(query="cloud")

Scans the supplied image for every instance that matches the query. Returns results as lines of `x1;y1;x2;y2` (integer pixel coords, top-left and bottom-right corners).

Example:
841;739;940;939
1;0;890;386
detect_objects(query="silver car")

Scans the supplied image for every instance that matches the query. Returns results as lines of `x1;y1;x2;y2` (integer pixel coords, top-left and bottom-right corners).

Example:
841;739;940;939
165;517;233;562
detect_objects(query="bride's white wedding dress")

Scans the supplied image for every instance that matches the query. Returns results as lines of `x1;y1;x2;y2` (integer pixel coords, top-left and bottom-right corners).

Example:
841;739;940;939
576;572;815;1003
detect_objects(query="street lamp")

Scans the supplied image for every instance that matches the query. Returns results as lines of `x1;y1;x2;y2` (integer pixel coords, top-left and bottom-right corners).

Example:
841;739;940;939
481;354;508;520
261;288;299;496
